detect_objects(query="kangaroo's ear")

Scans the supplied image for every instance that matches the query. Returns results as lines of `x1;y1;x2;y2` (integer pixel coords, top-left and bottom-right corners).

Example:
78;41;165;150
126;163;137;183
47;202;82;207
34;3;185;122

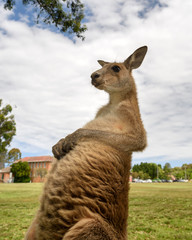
97;60;109;67
124;46;148;70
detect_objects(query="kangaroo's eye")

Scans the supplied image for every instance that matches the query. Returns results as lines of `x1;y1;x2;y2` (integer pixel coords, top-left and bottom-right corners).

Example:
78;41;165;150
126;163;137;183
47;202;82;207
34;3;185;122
112;65;121;72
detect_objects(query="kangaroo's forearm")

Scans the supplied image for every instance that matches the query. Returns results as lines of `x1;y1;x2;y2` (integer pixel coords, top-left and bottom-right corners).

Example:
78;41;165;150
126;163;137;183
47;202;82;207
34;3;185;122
76;128;147;152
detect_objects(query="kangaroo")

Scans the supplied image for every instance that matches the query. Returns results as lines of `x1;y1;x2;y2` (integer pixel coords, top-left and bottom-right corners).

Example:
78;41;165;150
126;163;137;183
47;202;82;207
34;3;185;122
25;46;147;240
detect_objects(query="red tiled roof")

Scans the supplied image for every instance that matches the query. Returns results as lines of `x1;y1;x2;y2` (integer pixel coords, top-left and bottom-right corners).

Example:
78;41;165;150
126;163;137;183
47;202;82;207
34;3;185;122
19;156;54;163
0;166;11;173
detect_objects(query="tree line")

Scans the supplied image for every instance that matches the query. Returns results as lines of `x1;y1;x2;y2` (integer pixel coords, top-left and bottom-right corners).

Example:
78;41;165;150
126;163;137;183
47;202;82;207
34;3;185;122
132;162;192;180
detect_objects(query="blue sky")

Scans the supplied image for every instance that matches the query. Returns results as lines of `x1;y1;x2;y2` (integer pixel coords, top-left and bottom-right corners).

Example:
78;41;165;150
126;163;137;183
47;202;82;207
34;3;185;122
0;0;192;168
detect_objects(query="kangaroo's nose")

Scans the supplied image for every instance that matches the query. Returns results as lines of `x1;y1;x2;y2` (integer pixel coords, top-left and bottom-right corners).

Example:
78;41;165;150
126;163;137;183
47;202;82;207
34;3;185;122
91;73;100;85
91;73;100;81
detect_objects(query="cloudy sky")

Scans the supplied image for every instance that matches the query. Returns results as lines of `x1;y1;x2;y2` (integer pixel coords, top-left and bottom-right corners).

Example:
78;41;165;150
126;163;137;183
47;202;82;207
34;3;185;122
0;0;192;167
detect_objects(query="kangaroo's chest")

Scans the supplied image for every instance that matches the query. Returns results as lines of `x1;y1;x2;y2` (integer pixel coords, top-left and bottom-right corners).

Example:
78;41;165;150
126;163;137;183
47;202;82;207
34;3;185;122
84;104;131;133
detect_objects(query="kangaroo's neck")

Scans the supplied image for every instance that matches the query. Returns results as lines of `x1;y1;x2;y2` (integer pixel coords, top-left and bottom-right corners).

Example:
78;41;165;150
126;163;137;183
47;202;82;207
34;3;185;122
109;91;128;105
109;82;141;117
129;82;142;118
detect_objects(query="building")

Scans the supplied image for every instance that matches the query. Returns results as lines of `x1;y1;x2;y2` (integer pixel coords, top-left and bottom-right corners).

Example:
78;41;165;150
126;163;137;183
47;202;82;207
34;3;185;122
0;156;55;183
20;156;54;182
0;166;13;183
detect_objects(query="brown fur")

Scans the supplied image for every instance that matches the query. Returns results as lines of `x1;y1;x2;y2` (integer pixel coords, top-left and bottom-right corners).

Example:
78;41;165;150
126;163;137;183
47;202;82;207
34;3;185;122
25;46;148;240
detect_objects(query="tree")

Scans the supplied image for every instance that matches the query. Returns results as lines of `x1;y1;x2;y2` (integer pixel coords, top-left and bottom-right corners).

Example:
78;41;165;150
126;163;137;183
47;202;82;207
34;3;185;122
0;99;16;168
11;161;30;182
181;164;192;180
132;171;139;179
35;168;48;179
132;162;158;179
157;166;164;179
7;148;21;165
163;162;172;179
3;0;87;40
164;162;171;171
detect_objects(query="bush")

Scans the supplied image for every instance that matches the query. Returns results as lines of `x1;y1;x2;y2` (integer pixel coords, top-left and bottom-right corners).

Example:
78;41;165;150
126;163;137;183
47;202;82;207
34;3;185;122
11;161;30;183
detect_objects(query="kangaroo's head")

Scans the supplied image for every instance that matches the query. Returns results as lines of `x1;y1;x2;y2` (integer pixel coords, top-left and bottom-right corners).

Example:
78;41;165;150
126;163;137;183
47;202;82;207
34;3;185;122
91;46;148;93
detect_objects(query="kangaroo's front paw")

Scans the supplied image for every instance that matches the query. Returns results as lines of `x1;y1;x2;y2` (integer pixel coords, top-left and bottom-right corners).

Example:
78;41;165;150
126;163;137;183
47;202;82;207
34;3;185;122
52;138;68;160
61;133;77;154
52;131;79;160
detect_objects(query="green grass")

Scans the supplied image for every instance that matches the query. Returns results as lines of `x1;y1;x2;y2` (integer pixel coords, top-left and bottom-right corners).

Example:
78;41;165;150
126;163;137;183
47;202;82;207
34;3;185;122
0;183;43;240
128;183;192;240
0;183;191;240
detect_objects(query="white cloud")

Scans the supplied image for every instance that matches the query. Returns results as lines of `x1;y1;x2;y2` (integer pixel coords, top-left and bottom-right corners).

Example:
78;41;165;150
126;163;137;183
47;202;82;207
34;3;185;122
0;0;192;167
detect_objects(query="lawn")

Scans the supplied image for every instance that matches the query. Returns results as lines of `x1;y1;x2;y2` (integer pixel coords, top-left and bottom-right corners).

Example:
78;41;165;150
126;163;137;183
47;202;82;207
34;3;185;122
0;183;191;240
0;183;43;240
128;183;192;240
